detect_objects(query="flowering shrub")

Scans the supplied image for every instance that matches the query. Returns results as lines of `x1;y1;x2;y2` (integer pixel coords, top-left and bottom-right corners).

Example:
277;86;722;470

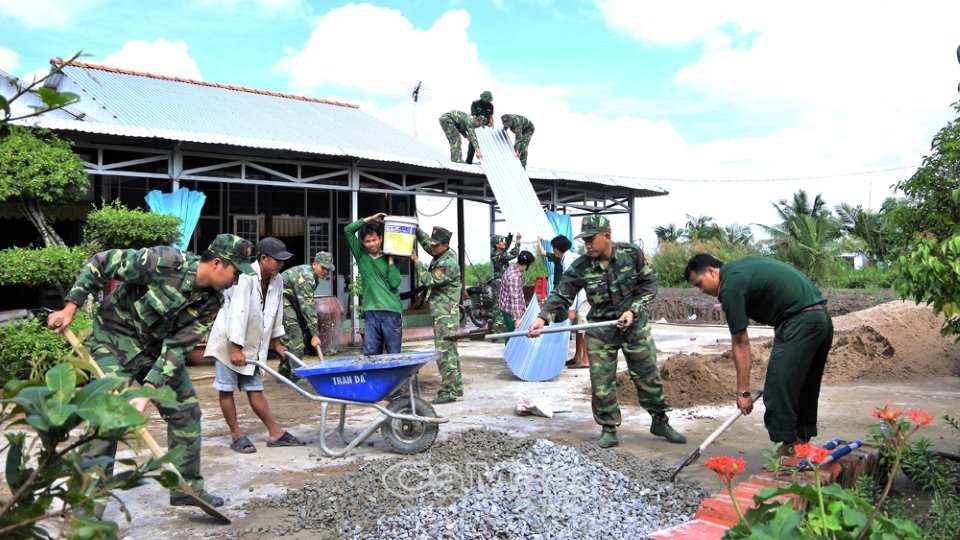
709;406;932;539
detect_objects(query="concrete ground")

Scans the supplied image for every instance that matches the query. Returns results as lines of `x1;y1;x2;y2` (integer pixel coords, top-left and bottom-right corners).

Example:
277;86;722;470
68;323;960;538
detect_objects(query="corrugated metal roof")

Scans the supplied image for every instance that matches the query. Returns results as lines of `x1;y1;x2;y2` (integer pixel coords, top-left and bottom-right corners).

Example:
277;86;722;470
476;126;555;239
9;61;670;196
504;297;570;382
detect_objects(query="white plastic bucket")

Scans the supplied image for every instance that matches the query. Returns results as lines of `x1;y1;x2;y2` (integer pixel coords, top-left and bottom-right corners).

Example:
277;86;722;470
382;215;418;256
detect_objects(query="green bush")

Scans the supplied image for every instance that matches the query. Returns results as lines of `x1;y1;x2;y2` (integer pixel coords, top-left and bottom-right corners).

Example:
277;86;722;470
0;311;91;384
0;245;88;287
83;199;182;251
653;239;762;287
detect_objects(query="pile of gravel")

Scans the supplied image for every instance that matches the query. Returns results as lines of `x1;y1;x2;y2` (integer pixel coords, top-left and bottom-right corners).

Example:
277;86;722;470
233;430;706;539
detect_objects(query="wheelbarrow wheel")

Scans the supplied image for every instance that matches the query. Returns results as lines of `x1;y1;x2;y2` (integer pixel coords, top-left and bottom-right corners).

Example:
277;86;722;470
381;396;439;454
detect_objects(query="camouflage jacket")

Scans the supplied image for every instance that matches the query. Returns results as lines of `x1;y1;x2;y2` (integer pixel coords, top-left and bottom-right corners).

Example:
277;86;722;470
491;235;519;282
471;99;494;124
538;242;657;324
415;229;462;312
441;110;479;147
503;114;534;137
64;247;223;387
281;264;320;338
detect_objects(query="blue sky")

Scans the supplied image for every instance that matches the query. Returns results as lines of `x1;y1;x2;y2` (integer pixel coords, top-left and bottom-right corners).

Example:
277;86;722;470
2;0;960;254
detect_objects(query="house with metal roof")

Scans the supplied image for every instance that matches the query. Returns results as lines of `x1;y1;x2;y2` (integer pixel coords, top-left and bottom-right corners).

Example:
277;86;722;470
3;60;668;322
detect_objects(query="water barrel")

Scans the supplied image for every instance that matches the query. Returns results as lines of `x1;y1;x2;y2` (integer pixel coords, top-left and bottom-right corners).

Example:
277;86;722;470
314;296;345;355
382;215;418;257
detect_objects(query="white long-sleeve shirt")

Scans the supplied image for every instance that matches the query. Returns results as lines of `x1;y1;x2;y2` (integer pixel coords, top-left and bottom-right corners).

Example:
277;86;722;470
561;250;586;311
206;260;285;375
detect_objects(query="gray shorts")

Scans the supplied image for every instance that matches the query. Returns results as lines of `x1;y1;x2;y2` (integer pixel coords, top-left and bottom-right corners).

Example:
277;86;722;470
212;360;264;392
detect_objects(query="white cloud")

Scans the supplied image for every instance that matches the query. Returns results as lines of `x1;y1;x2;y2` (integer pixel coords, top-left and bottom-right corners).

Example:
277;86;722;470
0;44;19;72
100;39;203;81
0;0;105;28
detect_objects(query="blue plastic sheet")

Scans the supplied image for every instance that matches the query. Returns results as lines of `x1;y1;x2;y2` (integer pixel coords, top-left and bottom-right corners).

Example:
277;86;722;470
145;187;206;250
503;296;571;382
542;211;573;293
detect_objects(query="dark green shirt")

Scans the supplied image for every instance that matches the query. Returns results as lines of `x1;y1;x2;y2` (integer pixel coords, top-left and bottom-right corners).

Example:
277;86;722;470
415;229;462;312
281;264;320;337
65;247;223;387
539;242;656;323
718;256;826;333
471;99;494;124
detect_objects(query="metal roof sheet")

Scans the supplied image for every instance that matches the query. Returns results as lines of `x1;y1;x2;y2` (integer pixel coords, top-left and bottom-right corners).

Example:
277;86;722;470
9;61;670;196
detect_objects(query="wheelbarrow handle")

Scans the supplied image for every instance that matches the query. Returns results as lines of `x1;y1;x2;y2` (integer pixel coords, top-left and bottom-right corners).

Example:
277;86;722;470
485;319;620;341
283;350;308;368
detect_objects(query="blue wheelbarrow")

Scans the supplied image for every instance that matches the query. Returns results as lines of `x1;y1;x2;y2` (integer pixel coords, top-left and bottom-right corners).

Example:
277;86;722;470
247;351;447;457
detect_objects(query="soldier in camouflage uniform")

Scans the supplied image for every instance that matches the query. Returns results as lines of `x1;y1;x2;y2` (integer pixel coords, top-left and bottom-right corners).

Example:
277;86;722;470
439;110;482;163
528;216;686;448
501;113;535;169
490;232;521;334
410;226;463;404
47;234;256;511
280;251;335;376
466;90;494;164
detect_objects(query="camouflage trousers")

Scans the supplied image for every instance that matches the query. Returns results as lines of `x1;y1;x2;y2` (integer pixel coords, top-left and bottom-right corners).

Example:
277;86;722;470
515;126;534;168
585;319;671;429
439;114;466;163
432;302;463;396
281;303;308;375
85;339;206;492
490;278;506;333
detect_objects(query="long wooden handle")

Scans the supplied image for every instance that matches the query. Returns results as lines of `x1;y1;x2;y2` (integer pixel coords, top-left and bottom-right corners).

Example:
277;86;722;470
59;328;231;524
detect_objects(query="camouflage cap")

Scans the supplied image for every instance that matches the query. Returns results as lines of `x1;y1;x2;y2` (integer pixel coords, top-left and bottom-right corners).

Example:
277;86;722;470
575;215;612;239
313;251;335;271
428;226;453;247
480;90;493;102
208;234;256;275
500;114;512;127
490;234;505;247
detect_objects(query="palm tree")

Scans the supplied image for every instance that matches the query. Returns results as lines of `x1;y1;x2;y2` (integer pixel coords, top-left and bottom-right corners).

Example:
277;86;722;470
654;224;685;243
683;214;723;242
758;190;841;282
834;202;889;267
723;224;755;247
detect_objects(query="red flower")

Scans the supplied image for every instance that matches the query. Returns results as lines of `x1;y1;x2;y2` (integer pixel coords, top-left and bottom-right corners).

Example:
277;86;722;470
793;442;831;465
704;455;747;483
872;405;903;423
907;409;934;427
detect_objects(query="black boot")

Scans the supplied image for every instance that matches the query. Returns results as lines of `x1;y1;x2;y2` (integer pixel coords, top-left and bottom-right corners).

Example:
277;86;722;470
650;414;687;444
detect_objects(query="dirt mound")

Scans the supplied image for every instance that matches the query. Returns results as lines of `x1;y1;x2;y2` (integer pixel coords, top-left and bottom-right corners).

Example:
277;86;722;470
609;301;960;410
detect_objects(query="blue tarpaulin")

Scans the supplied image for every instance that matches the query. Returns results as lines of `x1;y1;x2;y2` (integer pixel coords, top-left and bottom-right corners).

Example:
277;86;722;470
145;187;206;251
542;211;573;293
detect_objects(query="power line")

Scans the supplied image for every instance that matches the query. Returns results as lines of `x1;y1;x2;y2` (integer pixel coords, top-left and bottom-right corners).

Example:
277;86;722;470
633;165;917;184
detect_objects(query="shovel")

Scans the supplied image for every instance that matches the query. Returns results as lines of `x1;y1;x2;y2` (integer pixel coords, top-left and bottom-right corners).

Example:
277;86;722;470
670;387;764;482
60;328;232;524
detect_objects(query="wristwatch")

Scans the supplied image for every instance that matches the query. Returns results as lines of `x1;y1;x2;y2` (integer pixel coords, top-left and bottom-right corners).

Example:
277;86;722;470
736;390;751;398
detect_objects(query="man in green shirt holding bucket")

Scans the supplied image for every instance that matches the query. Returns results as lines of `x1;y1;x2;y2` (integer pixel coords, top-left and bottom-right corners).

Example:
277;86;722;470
345;213;403;355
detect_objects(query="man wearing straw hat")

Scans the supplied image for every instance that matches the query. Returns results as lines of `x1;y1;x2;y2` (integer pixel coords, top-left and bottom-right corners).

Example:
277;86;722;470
528;215;686;448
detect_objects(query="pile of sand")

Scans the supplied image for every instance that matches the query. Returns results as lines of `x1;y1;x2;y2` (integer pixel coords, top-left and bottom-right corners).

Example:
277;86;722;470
615;301;960;410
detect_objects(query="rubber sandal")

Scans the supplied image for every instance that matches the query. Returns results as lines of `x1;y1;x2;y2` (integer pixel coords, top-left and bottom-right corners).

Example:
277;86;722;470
267;431;306;447
230;435;256;454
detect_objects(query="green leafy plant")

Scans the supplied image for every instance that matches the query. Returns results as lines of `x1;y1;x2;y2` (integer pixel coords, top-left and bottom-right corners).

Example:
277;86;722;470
0;313;92;384
0;361;178;539
82;199;182;252
1;51;84;124
711;406;932;539
0;245;88;288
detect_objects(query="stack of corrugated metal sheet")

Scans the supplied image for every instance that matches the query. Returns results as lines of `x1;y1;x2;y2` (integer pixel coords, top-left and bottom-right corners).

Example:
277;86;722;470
474;130;571;381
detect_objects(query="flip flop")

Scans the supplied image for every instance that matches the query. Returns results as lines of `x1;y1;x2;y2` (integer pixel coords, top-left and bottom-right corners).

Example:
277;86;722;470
267;431;306;447
567;363;590;369
231;435;256;454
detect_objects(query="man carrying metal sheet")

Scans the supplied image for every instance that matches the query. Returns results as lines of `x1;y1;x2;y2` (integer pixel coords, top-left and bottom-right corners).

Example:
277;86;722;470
438;110;483;163
501;113;535;169
466;90;494;164
528;215;686;448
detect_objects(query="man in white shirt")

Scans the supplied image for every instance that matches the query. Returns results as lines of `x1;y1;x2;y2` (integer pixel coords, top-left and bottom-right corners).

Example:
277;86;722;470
207;237;306;453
